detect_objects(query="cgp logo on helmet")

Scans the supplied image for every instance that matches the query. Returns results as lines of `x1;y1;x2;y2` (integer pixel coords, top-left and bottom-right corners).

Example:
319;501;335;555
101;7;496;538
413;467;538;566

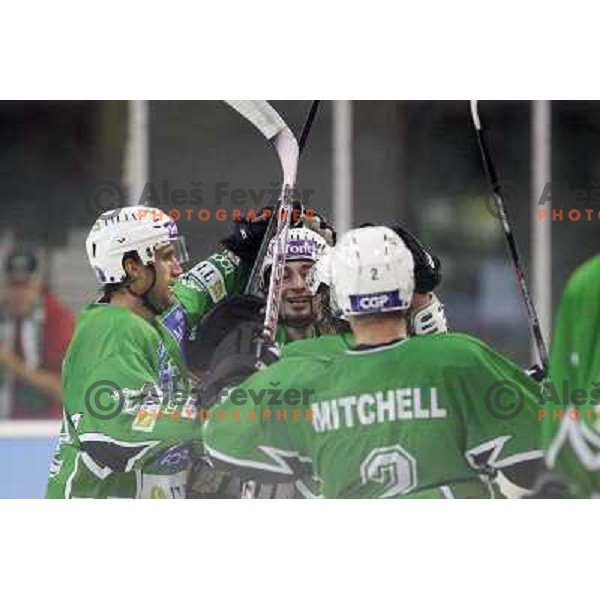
349;291;404;313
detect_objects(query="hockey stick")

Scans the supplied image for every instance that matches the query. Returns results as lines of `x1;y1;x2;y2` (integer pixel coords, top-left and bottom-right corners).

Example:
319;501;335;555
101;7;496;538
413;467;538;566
225;101;299;344
234;101;320;297
299;100;320;154
225;102;320;501
225;101;321;338
470;100;550;371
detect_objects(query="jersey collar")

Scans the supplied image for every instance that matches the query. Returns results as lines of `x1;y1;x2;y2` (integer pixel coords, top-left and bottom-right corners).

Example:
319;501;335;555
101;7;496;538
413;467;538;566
346;337;408;355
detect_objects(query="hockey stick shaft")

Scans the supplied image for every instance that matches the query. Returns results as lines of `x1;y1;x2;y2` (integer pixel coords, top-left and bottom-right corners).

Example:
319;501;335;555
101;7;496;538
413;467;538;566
261;178;295;341
225;101;321;342
299;101;320;154
225;101;319;500
259;102;321;342
470;101;550;371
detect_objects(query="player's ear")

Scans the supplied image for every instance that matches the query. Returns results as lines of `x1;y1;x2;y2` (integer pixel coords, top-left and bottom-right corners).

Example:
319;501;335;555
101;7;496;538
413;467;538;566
122;253;144;282
410;292;433;311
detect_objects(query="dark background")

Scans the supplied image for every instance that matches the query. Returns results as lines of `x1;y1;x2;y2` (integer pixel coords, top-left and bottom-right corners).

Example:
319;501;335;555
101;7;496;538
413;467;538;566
0;100;598;365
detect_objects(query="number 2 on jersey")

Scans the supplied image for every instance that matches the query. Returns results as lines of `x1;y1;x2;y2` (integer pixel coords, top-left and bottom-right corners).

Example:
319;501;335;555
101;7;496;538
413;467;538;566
360;445;417;498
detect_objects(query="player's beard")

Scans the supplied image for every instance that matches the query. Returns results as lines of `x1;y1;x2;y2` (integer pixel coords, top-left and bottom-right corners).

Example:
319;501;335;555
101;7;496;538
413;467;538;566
281;294;321;330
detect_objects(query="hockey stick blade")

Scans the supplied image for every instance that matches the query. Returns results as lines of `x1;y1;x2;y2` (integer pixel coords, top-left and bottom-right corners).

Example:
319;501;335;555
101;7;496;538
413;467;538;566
470;100;482;131
225;100;287;141
225;100;299;188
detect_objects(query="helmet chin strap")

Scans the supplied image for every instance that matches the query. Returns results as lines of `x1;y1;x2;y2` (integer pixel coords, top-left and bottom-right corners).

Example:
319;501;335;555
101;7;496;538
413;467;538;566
126;265;163;316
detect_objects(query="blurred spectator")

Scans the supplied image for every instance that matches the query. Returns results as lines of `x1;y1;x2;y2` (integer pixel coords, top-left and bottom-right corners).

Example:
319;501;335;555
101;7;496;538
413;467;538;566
0;250;75;419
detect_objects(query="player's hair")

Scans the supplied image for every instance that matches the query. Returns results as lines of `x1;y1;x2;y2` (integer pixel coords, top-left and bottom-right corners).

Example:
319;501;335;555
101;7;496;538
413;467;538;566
313;286;351;336
101;250;141;299
349;310;409;325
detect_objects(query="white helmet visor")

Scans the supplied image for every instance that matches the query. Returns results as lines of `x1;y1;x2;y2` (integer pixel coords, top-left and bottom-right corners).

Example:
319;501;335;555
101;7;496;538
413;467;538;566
153;234;190;268
170;235;190;266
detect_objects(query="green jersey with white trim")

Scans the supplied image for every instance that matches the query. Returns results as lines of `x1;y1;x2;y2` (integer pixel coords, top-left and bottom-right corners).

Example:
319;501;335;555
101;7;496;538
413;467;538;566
161;250;248;350
228;329;355;499
545;255;600;497
279;329;354;359
46;251;247;499
204;333;543;499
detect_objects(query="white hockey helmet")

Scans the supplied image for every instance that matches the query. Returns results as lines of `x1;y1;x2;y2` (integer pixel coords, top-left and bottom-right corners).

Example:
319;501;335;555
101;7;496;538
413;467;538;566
261;226;330;290
330;226;415;316
86;206;189;284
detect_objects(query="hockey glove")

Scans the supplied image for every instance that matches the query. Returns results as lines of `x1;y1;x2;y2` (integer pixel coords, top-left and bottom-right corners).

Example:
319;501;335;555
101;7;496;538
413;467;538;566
220;207;274;267
296;207;336;245
391;225;442;293
359;223;441;293
187;295;279;409
187;455;243;498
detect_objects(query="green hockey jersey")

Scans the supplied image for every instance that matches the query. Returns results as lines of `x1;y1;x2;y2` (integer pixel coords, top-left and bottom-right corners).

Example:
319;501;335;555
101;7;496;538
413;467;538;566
46;251;247;499
279;329;354;359
204;333;543;498
545;255;600;497
206;329;355;499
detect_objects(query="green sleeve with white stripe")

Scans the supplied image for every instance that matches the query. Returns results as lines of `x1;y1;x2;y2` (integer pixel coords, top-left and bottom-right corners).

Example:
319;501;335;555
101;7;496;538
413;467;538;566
203;357;321;483
174;249;249;329
545;255;600;497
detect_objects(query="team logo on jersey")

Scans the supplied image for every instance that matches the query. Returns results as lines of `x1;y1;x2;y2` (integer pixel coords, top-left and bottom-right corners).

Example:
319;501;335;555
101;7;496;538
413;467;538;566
162;305;186;344
154;443;193;474
349;290;403;313
156;342;180;398
133;409;156;433
139;472;187;499
132;385;163;433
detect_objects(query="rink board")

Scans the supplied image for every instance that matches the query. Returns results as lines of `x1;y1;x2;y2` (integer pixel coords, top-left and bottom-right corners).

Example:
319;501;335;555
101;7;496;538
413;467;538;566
0;421;60;499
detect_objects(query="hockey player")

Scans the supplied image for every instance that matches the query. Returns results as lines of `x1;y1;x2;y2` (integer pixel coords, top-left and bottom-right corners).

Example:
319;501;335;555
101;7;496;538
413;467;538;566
285;222;448;359
203;226;544;498
267;221;448;345
262;219;339;342
543;254;600;497
189;219;446;381
186;219;447;498
46;205;267;498
186;219;446;497
186;215;337;363
185;218;336;498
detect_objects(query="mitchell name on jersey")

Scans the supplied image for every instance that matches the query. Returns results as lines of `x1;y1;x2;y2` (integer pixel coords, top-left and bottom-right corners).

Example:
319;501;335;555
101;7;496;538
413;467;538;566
312;387;447;433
